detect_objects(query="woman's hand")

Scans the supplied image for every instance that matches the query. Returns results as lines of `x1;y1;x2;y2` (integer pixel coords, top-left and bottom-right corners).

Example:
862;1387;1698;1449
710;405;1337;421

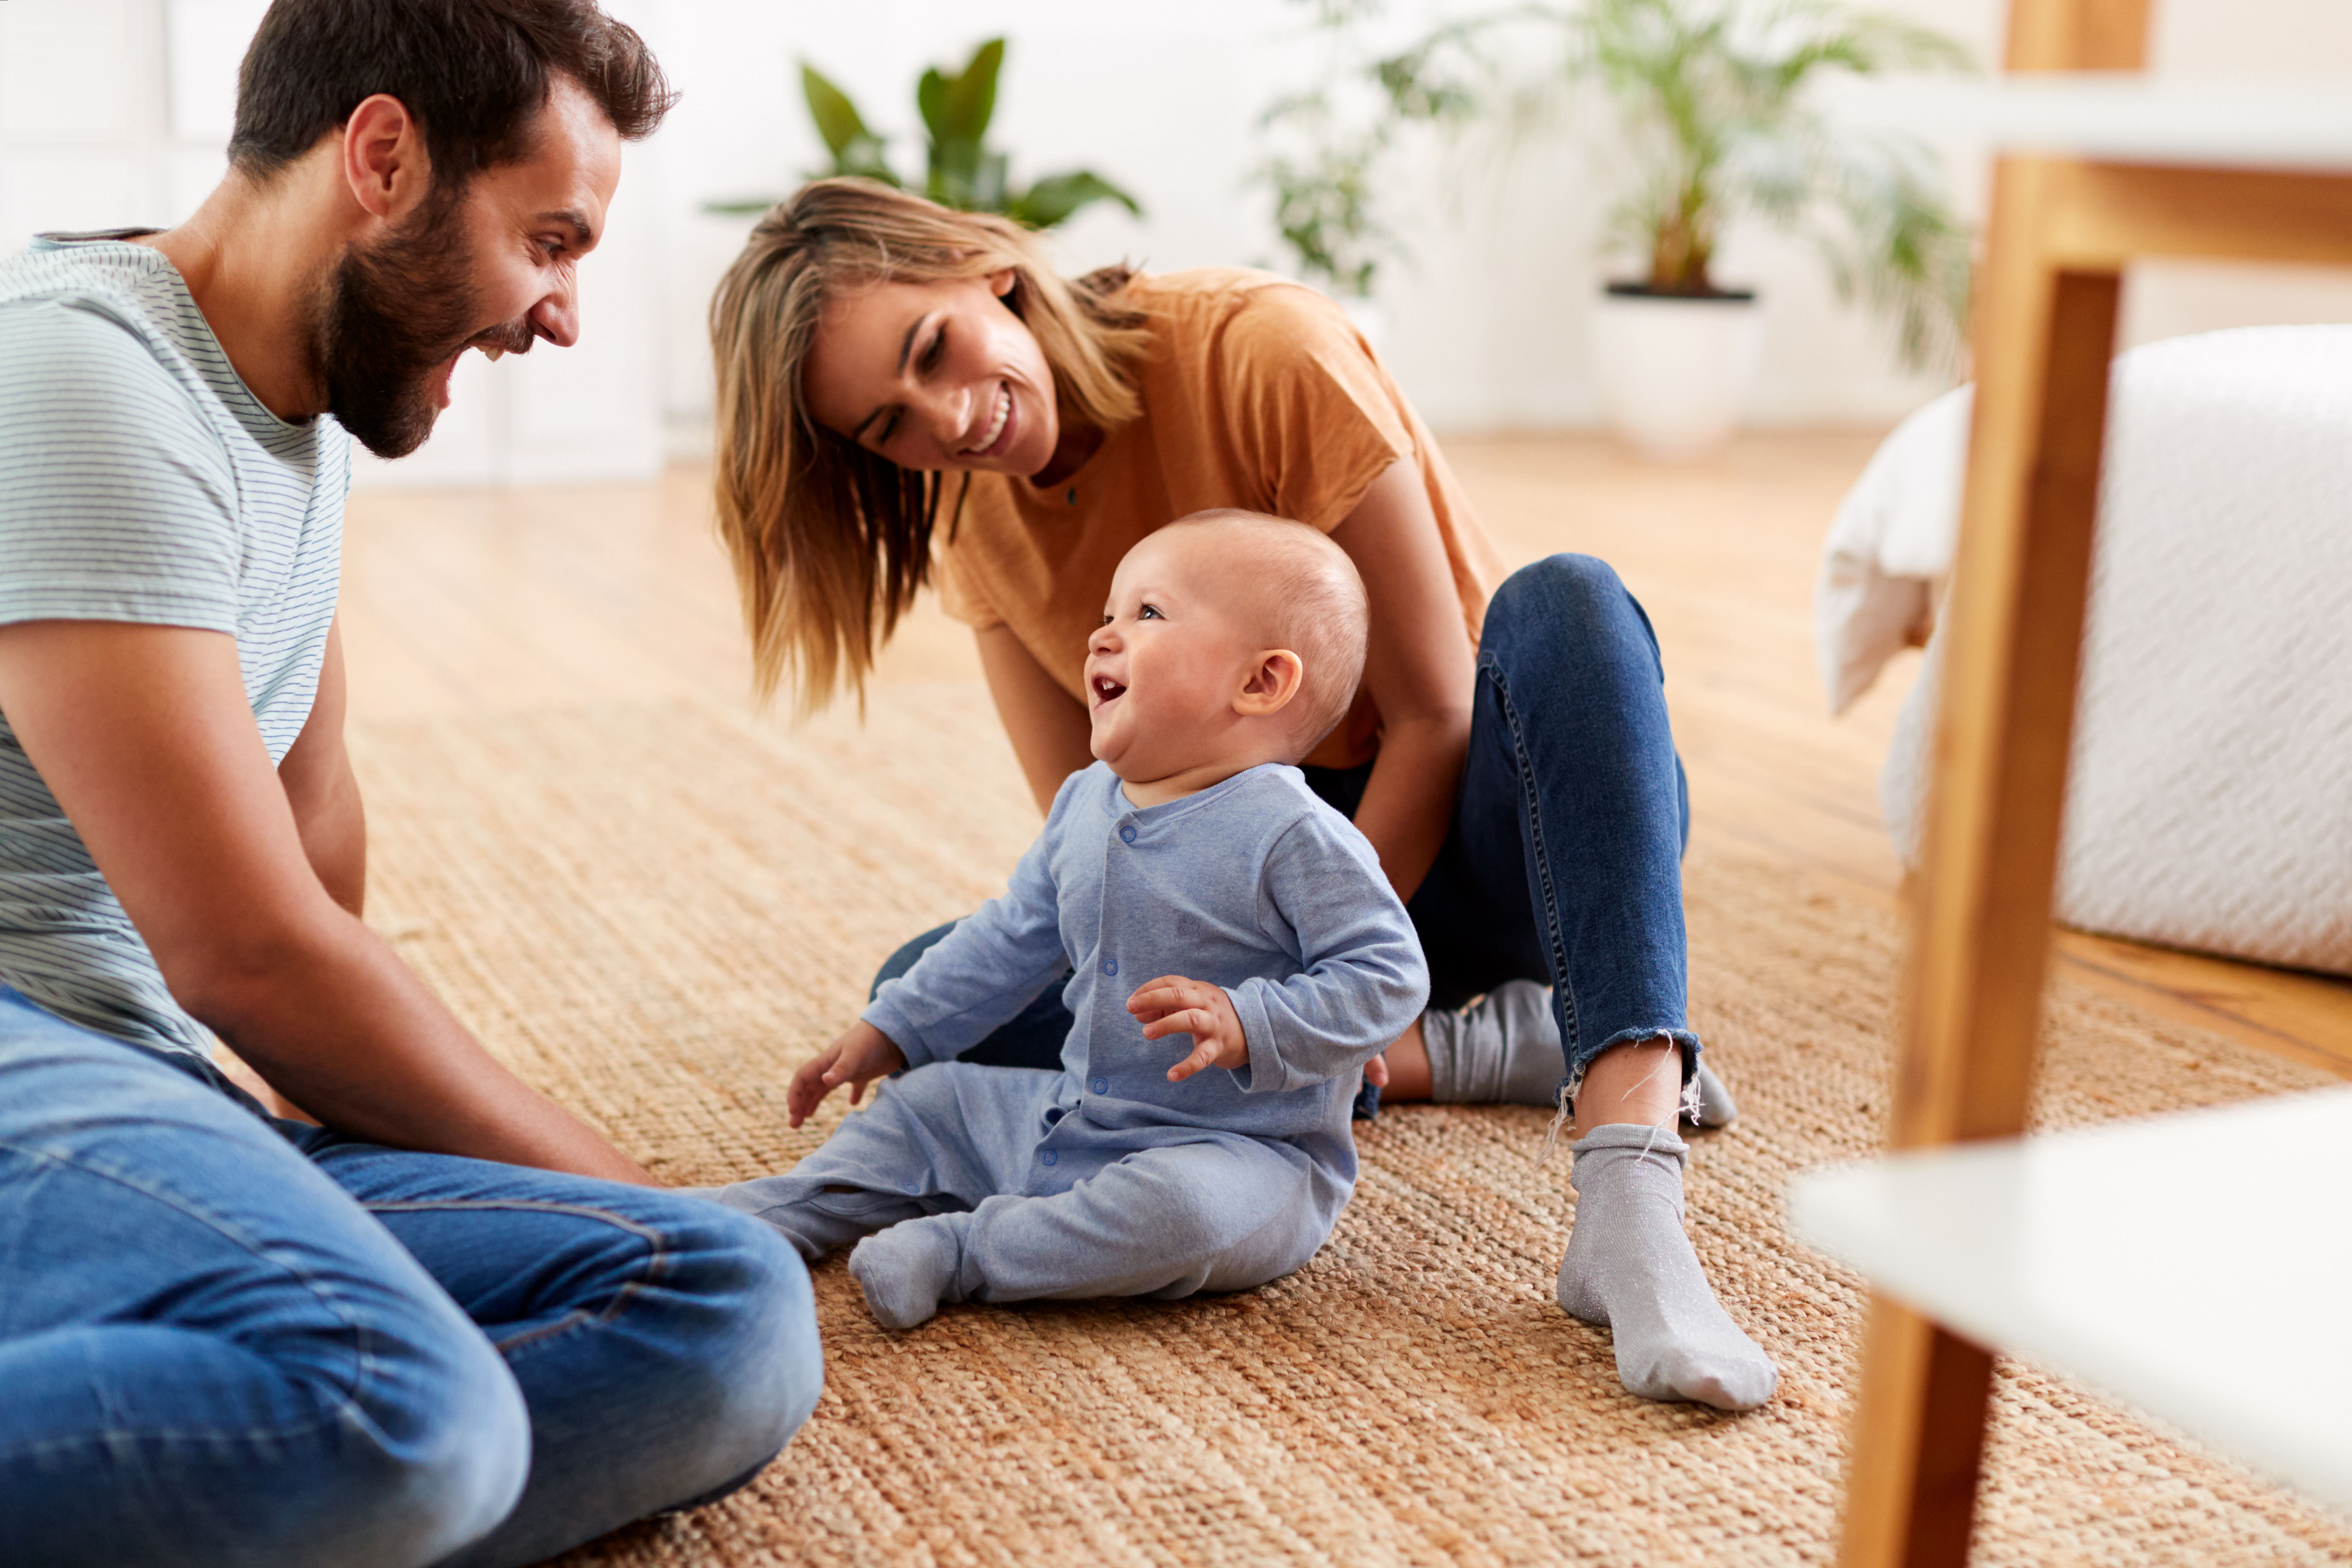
1128;975;1249;1082
787;1020;908;1127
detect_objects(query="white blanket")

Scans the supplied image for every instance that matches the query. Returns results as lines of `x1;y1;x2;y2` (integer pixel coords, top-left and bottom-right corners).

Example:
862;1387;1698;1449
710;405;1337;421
1816;384;1972;717
1820;327;2352;976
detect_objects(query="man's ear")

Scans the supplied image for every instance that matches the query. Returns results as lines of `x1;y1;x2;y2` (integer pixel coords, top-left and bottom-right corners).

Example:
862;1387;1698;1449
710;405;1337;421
1233;649;1304;718
340;93;431;224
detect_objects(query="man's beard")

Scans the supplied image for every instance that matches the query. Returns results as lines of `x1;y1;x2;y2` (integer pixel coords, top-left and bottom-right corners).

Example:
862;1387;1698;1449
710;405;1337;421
320;192;532;460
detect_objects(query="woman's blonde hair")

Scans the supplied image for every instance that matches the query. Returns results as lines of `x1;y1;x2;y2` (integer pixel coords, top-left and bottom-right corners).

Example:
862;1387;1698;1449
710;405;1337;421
710;178;1153;712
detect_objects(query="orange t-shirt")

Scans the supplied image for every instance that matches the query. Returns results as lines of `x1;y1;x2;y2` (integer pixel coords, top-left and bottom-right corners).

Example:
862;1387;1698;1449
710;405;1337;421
934;267;1509;770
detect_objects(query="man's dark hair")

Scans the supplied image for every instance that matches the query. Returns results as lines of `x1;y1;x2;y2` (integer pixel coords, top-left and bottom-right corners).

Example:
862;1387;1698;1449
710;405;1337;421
228;0;676;189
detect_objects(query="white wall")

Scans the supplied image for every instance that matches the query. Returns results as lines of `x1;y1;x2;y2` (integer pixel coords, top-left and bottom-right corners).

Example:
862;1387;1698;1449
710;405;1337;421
620;0;1984;436
5;0;2352;489
618;0;2352;441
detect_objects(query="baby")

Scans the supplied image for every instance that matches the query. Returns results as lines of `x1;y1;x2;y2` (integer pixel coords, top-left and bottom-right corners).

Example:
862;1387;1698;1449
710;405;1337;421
702;510;1429;1328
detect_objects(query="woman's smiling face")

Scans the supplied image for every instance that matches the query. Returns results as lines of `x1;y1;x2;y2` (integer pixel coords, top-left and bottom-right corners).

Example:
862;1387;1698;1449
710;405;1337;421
802;269;1062;476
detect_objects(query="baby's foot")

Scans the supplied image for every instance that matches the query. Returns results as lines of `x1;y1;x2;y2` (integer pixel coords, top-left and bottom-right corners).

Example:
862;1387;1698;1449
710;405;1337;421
1556;1123;1776;1411
848;1216;963;1330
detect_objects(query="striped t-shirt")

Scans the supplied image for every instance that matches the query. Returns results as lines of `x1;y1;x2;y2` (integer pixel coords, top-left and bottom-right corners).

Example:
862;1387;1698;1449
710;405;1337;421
0;234;347;1061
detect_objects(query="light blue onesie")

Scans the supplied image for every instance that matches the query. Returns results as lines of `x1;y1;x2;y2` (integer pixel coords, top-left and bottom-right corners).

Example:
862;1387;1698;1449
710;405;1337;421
705;760;1429;1305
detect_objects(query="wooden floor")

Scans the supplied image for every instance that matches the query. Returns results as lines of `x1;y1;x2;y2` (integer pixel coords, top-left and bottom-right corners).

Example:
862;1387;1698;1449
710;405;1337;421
338;432;2352;1082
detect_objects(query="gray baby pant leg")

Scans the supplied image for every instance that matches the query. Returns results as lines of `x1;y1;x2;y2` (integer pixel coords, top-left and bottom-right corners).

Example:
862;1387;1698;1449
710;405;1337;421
703;1062;1330;1304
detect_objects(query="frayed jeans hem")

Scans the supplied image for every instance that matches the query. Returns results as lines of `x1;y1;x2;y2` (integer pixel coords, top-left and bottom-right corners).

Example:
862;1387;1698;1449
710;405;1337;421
1557;1025;1703;1115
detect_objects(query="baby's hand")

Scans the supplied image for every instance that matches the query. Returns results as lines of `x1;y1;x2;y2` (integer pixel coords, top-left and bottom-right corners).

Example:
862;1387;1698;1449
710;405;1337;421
786;1020;907;1127
1129;975;1249;1082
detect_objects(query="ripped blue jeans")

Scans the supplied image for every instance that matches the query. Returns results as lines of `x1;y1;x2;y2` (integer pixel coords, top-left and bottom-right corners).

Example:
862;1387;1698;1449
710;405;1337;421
880;554;1701;1108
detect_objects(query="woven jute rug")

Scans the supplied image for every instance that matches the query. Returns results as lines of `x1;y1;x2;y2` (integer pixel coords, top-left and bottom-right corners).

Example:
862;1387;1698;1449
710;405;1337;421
345;686;2351;1568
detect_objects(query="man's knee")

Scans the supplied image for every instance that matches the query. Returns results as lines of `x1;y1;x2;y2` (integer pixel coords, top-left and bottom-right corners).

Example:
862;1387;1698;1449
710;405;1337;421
225;1308;529;1568
352;1336;532;1566
641;1199;824;1495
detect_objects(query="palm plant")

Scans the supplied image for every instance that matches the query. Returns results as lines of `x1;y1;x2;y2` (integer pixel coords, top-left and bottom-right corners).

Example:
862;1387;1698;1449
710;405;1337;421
1256;91;1393;299
1375;0;1976;370
709;39;1142;230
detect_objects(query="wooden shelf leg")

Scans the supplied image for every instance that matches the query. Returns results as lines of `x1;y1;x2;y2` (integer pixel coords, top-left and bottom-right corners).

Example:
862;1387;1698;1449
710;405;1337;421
1841;1301;1998;1568
1834;160;2127;1568
1833;8;2153;1565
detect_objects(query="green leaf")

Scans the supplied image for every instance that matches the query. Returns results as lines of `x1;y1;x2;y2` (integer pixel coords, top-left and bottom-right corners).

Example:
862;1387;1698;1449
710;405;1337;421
1009;170;1144;229
941;39;1004;143
801;63;870;162
916;67;949;142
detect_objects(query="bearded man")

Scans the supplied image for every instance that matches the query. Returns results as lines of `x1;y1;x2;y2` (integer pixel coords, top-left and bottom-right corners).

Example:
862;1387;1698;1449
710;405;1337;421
0;4;821;1564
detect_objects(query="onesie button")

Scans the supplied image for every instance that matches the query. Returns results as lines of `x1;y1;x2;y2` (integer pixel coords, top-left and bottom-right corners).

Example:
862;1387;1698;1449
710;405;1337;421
1091;1077;1108;1094
903;1181;921;1195
1041;1150;1059;1167
1101;957;1118;976
1119;825;1137;844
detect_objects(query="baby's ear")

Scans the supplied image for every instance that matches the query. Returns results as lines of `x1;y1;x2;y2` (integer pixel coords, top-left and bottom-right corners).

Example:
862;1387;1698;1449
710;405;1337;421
1233;649;1304;717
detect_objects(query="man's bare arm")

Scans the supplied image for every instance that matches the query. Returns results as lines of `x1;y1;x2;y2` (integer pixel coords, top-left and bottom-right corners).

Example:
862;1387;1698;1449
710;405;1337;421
277;619;365;916
0;620;652;1183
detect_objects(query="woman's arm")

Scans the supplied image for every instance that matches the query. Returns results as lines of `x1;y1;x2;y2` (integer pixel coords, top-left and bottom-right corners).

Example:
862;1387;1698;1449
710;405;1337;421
977;623;1096;815
1329;459;1477;903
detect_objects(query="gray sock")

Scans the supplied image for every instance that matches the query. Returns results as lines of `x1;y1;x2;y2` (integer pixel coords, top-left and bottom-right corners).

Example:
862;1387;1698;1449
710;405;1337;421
848;1215;965;1330
1555;1123;1776;1411
1688;1059;1739;1129
1422;981;1739;1129
1423;981;1565;1105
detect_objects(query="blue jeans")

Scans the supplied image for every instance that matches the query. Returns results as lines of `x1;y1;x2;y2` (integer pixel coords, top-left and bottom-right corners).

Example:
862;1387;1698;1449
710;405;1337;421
877;554;1699;1102
0;990;824;1568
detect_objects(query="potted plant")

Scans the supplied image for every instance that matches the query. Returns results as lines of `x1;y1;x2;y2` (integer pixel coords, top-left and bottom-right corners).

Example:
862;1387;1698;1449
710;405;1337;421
708;38;1142;229
1376;0;1974;458
1255;88;1397;346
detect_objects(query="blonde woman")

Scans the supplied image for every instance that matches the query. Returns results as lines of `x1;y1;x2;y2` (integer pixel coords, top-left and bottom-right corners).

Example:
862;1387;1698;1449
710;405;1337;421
709;178;1774;1410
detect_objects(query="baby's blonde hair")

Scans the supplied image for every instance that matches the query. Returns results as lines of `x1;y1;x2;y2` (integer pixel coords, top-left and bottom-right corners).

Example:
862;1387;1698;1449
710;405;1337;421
1164;510;1369;755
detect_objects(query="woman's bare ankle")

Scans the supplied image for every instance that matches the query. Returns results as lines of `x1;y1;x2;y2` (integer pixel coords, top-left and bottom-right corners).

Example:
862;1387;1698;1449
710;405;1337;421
1570;1035;1681;1132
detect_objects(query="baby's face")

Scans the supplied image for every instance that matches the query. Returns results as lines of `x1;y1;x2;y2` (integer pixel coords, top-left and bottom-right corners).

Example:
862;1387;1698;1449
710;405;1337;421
1083;529;1269;784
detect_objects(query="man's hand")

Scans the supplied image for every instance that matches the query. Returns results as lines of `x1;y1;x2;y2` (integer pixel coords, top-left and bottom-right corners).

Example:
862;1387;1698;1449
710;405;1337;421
787;1020;907;1127
1129;975;1249;1082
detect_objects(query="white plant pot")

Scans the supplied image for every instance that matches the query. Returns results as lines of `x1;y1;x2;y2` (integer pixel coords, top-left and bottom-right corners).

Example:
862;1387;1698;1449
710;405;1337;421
1590;287;1765;462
